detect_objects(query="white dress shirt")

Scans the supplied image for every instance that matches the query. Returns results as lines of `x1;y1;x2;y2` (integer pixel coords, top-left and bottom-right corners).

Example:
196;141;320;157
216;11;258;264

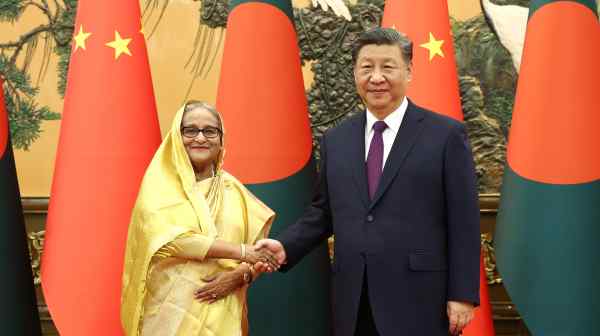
364;97;408;168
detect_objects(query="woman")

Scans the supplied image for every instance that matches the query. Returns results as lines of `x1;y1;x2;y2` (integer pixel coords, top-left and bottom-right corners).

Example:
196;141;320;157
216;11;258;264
121;101;278;335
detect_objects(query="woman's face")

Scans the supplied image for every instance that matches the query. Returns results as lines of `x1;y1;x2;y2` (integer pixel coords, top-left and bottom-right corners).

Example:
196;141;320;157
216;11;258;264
181;107;222;172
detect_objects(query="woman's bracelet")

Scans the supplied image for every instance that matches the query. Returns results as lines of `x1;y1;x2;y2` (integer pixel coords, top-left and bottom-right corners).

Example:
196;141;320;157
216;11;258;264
248;264;256;283
240;243;246;262
241;262;253;284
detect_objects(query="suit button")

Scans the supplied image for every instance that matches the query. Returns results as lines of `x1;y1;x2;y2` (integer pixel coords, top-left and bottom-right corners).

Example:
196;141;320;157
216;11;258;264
366;215;374;222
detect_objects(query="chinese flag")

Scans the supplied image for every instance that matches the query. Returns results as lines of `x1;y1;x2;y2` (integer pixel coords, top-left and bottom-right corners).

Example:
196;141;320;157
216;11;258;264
382;1;495;335
41;0;161;334
463;252;495;336
382;0;462;120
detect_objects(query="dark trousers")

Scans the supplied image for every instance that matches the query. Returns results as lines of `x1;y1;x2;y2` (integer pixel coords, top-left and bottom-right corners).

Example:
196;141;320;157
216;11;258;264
354;273;380;336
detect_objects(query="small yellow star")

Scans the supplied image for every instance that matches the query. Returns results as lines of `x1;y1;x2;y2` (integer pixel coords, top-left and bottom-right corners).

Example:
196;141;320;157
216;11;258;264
73;25;91;52
105;31;132;59
420;32;445;61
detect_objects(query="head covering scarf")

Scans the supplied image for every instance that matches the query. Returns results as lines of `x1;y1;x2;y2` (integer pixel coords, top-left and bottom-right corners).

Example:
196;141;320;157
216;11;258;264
120;104;270;335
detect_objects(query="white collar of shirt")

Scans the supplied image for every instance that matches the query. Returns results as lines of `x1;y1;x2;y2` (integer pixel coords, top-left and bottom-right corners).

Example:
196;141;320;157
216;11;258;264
364;97;408;164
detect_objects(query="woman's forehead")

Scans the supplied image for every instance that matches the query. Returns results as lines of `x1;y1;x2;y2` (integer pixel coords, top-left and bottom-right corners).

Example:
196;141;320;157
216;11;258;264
182;107;219;126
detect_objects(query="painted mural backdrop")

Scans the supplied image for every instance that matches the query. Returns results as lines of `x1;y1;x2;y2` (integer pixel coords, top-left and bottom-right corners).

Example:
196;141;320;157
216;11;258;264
2;0;598;194
0;0;74;150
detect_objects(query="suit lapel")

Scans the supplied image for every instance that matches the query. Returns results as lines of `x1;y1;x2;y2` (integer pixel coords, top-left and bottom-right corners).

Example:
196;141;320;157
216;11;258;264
348;113;370;209
369;101;426;210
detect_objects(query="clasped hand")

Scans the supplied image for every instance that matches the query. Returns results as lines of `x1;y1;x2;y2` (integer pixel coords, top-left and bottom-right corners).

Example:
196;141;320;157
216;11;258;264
252;239;287;273
194;243;283;304
241;244;281;271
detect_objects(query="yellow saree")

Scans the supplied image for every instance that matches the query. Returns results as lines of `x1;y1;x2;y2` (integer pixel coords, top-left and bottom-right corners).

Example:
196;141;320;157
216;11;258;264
121;105;274;335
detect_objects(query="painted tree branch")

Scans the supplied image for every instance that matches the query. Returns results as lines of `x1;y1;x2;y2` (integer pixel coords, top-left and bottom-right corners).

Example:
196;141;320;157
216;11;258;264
1;24;53;64
0;24;71;64
0;0;72;149
24;1;53;23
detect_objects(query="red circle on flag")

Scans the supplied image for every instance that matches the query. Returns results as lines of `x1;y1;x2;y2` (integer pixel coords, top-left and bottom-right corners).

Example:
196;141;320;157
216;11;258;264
217;3;313;184
507;2;600;184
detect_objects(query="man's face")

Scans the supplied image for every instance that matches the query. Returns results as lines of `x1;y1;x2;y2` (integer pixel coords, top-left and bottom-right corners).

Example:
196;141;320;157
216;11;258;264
354;44;411;117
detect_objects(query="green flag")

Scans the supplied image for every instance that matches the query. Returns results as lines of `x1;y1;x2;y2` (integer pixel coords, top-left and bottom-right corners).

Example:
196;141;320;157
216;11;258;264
216;0;331;334
495;1;600;335
0;79;42;335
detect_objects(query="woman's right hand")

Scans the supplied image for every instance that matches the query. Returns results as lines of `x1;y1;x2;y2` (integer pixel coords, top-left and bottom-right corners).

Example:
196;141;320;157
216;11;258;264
242;245;280;271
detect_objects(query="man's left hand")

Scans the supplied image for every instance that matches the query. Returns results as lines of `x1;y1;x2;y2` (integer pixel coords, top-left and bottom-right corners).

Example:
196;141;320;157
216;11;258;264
447;300;474;335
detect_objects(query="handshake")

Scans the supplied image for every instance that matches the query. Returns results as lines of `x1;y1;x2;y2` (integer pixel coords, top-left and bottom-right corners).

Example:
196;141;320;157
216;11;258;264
242;239;287;273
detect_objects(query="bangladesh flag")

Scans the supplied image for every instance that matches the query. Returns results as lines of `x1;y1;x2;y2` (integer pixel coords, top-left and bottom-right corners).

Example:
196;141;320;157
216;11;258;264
495;1;600;335
216;0;331;335
0;79;41;335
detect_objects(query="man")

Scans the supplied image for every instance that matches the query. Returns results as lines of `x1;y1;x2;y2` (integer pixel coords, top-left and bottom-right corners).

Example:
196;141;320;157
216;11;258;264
257;27;480;336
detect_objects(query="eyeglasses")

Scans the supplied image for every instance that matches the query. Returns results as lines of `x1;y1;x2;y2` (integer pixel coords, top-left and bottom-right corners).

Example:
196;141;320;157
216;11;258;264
181;126;222;139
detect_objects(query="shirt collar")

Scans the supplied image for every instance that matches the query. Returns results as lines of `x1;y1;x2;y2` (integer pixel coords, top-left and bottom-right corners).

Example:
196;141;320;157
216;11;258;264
365;96;408;134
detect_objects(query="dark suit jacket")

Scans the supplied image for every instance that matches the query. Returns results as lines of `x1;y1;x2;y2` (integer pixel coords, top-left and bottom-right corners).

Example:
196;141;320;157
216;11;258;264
278;100;480;336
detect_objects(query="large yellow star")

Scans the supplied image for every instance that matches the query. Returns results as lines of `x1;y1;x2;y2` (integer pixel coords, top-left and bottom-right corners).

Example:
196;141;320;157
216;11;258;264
73;25;91;52
420;32;445;61
105;31;132;59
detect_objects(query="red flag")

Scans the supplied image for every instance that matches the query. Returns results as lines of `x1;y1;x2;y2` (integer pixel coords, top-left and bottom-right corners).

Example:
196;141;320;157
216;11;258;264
382;2;495;335
41;1;161;334
382;0;462;120
463;253;496;336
